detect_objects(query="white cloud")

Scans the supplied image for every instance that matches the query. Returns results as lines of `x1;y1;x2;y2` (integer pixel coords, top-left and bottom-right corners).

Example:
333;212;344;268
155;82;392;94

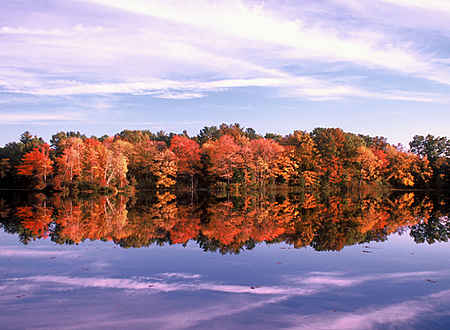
0;25;106;36
434;58;450;65
0;112;83;123
0;0;449;106
330;0;450;33
80;0;450;85
152;91;206;100
286;87;450;103
4;75;448;103
377;0;450;13
0;26;65;36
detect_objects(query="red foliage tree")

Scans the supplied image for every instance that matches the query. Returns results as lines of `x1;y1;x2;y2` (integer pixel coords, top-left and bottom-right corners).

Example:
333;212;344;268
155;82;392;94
203;135;242;185
16;144;53;189
170;136;201;189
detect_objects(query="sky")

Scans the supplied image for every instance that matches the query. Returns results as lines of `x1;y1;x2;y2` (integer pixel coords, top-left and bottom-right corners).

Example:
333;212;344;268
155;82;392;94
0;0;449;146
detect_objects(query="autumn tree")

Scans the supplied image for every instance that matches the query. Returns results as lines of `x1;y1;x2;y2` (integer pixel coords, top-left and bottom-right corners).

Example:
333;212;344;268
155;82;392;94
102;138;129;188
248;138;294;186
79;138;105;187
384;145;417;187
129;138;177;188
203;135;242;185
53;137;84;189
153;149;177;188
356;146;384;182
16;144;54;190
0;132;45;187
284;131;321;188
311;128;365;185
170;135;201;189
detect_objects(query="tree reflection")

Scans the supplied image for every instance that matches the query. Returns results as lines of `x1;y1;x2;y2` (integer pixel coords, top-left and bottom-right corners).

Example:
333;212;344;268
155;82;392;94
0;190;448;253
410;216;450;244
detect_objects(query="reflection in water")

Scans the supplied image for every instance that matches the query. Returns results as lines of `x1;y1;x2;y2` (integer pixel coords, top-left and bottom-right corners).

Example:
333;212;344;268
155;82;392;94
1;190;448;253
2;265;450;330
0;190;450;330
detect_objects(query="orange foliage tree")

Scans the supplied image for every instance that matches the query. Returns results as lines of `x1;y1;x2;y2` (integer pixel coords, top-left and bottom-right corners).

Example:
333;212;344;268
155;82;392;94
130;138;177;188
53;137;84;189
248;138;295;186
170;135;201;189
16;144;53;189
285;131;321;188
356;146;384;182
383;145;430;187
203;135;242;185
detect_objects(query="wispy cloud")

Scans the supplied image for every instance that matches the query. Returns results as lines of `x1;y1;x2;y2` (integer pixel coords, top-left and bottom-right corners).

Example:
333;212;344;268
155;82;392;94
376;0;450;13
0;0;448;146
4;75;448;104
0;248;77;257
283;289;450;330
330;0;450;33
80;0;450;85
0;0;449;104
0;25;106;36
0;112;83;123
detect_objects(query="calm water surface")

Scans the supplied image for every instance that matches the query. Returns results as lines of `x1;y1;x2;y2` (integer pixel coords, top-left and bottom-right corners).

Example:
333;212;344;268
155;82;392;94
0;191;449;330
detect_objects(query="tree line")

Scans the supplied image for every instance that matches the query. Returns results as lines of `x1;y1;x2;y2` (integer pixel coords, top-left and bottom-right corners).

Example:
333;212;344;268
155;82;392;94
0;124;448;191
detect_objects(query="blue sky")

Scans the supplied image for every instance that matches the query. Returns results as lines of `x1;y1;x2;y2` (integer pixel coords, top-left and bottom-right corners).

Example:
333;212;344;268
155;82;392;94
0;0;449;146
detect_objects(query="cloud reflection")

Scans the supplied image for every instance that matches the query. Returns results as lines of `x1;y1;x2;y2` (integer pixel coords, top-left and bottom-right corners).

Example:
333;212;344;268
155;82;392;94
0;248;77;258
1;269;450;329
290;271;446;288
284;289;450;330
17;275;316;296
160;272;202;279
7;270;445;298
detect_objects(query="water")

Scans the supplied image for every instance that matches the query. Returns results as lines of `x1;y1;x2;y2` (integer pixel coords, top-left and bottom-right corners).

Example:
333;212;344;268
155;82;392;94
0;190;449;330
